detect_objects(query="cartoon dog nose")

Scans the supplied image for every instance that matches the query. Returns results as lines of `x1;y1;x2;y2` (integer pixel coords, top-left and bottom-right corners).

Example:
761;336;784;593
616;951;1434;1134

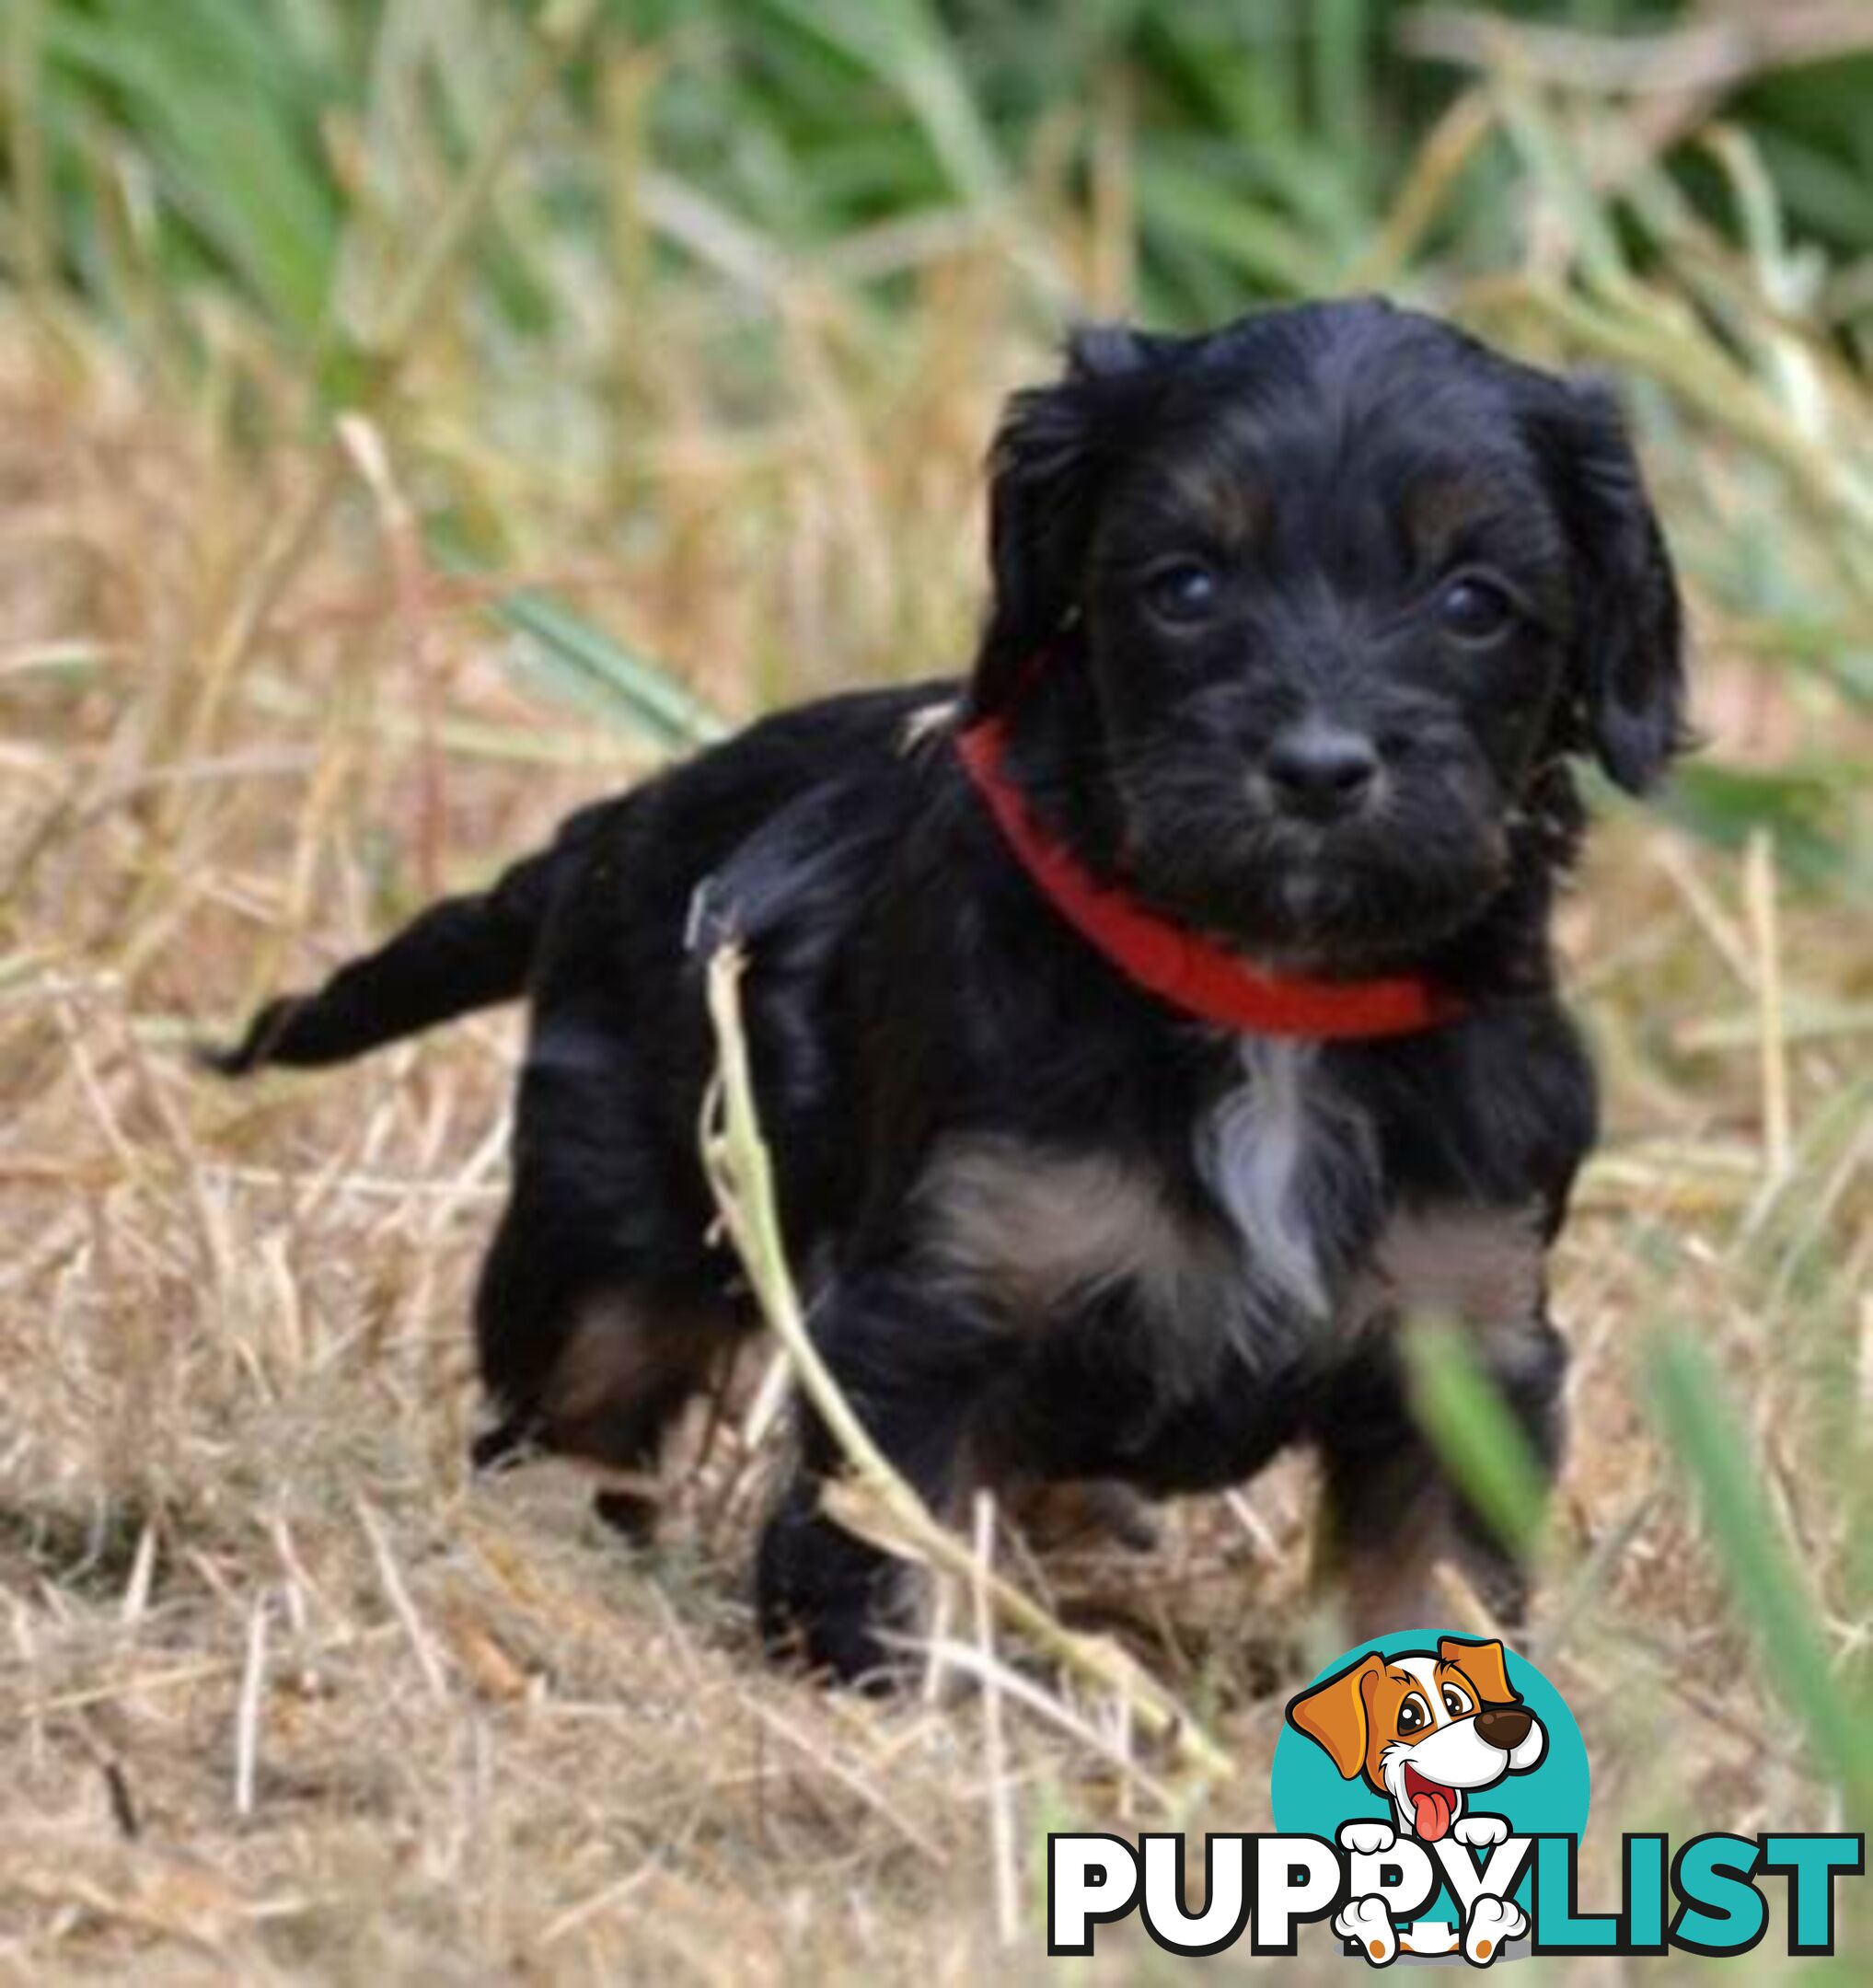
1474;1705;1532;1751
1265;722;1380;821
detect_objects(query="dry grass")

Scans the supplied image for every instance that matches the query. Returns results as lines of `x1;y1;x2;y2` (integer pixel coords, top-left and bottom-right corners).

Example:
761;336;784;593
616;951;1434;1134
2;185;1869;1981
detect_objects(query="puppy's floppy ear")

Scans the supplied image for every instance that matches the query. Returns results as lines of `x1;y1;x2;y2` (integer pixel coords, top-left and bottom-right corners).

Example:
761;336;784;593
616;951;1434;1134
1529;377;1687;794
1286;1651;1383;1779
1439;1635;1519;1706
971;322;1165;711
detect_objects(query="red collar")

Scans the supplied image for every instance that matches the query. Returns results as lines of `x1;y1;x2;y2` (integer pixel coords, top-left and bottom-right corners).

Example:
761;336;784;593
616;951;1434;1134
954;701;1461;1042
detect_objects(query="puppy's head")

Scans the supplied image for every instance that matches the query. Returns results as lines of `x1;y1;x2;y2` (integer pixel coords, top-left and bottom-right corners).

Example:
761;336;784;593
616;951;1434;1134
1286;1635;1548;1842
973;300;1686;967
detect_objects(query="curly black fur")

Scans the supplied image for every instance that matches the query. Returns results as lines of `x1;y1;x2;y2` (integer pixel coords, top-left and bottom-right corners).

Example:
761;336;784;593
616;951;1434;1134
205;300;1685;1682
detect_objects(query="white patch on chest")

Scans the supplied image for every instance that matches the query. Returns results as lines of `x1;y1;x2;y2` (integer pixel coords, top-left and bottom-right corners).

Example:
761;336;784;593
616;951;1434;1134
1197;1038;1336;1316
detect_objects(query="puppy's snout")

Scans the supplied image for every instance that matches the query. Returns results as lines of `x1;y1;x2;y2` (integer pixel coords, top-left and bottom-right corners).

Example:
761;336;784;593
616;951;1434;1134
1474;1705;1532;1751
1264;722;1380;822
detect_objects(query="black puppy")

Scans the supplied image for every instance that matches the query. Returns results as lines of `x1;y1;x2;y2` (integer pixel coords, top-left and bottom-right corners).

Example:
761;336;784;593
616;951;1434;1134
208;300;1684;1682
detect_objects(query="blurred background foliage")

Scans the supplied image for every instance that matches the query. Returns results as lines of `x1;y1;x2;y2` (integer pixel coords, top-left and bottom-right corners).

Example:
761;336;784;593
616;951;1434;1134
10;0;1867;888
4;2;1869;889
14;2;1873;338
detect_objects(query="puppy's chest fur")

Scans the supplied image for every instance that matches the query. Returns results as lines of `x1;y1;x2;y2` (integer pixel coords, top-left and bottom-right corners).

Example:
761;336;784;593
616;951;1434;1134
919;1039;1541;1390
1194;1037;1376;1323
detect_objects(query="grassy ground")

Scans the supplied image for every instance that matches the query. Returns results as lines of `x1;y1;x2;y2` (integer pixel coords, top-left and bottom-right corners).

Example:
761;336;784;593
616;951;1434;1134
2;3;1870;1979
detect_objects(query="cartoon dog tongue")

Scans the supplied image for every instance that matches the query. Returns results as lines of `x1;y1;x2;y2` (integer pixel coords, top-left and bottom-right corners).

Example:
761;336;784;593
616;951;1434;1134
1405;1767;1456;1841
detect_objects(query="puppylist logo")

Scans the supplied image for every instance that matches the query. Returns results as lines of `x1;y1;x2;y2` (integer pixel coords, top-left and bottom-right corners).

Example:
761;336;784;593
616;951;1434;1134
1280;1632;1562;1961
1048;1631;1862;1964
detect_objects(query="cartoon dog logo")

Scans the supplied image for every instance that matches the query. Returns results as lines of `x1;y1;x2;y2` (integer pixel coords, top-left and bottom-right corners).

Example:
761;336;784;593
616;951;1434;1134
1287;1635;1547;1962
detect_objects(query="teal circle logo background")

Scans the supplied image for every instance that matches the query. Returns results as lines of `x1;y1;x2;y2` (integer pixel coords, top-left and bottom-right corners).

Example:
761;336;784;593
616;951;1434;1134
1270;1630;1590;1915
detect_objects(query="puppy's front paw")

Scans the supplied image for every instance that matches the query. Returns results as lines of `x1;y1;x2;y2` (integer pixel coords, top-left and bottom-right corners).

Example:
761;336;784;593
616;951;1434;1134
756;1492;907;1691
1338;1819;1396;1855
1452;1813;1509;1850
1463;1895;1526;1965
1334;1893;1396;1965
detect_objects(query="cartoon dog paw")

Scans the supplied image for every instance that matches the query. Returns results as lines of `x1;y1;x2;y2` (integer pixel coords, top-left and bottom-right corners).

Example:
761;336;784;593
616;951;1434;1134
1452;1813;1509;1850
1463;1894;1527;1966
1335;1892;1397;1965
1338;1819;1396;1855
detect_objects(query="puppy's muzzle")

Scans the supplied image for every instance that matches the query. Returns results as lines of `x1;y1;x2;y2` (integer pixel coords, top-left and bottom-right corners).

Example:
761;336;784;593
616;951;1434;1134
1474;1705;1533;1751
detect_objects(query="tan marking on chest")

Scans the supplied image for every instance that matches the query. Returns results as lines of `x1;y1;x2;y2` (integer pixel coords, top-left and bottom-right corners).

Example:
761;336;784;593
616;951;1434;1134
1354;1206;1546;1339
916;1135;1226;1329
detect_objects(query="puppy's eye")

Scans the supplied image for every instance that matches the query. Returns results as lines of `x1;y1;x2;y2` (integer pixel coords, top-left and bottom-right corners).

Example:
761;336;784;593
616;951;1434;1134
1437;573;1515;642
1396;1694;1429;1735
1441;1684;1474;1717
1142;559;1221;624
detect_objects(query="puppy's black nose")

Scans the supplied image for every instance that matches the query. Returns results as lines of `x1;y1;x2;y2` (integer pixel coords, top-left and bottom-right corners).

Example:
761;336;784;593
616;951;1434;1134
1265;723;1380;821
1474;1705;1532;1751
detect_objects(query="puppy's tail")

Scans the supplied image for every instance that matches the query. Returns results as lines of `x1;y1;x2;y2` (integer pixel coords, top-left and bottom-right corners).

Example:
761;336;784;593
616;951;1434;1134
198;841;561;1076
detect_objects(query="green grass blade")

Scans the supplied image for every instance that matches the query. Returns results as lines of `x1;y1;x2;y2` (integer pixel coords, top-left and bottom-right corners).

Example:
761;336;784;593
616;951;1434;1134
760;0;1006;212
43;0;347;340
1401;1321;1548;1563
493;590;727;752
1134;154;1330;296
1312;0;1372;214
1644;1332;1873;1820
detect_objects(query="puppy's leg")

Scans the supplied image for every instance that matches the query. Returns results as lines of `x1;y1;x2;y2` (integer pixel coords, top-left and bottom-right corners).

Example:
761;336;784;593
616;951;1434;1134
472;998;741;1537
546;1292;741;1543
1312;1312;1567;1637
756;1271;1004;1686
475;1192;742;1537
